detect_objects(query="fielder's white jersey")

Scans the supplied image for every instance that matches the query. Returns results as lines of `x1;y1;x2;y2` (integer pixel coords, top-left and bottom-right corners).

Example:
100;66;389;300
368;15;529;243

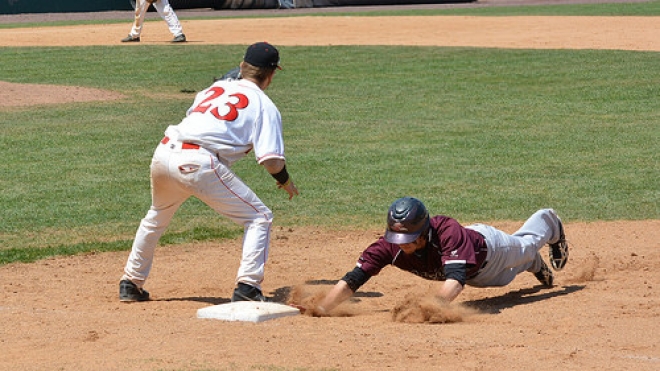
166;79;285;167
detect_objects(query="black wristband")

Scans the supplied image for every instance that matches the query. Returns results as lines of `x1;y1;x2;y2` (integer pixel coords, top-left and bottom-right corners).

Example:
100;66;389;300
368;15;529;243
341;266;371;292
271;165;290;185
444;263;467;286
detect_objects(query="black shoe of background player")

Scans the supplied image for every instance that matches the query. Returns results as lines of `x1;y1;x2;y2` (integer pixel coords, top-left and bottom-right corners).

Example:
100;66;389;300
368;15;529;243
121;35;140;43
172;34;186;43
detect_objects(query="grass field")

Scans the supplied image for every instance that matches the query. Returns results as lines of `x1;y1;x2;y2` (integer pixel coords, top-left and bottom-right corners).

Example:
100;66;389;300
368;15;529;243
0;2;658;265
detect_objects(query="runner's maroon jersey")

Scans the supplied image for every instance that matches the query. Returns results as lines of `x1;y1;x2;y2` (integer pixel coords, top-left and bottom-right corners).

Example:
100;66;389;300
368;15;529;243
356;215;488;281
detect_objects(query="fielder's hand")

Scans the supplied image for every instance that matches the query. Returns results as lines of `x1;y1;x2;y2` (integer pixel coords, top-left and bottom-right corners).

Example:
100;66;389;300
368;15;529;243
278;179;299;200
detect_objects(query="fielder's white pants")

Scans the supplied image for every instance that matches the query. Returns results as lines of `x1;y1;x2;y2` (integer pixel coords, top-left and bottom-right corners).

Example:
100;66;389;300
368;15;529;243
122;139;273;290
129;0;183;38
465;208;562;287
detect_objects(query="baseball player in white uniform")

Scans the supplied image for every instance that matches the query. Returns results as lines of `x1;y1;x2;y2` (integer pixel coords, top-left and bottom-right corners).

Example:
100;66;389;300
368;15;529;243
119;42;298;303
121;0;186;43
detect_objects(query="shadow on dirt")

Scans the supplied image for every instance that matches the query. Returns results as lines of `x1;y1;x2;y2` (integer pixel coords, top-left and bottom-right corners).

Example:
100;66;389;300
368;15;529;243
159;296;231;305
304;279;384;299
463;285;585;314
156;284;583;309
157;280;404;304
155;284;336;304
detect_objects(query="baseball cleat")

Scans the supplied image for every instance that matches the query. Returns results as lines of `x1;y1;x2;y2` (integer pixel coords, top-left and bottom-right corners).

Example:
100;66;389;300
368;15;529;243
549;220;569;271
533;259;554;288
121;35;140;43
232;282;267;302
119;279;150;302
172;34;187;43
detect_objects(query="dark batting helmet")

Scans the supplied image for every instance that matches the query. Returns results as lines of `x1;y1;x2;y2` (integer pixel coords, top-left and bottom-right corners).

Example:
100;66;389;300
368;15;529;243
384;197;430;244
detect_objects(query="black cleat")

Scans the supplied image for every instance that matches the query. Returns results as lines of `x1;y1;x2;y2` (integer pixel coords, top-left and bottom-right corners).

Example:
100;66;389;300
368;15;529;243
172;34;187;43
121;35;140;43
534;258;554;288
549;220;569;271
232;282;267;302
119;279;150;302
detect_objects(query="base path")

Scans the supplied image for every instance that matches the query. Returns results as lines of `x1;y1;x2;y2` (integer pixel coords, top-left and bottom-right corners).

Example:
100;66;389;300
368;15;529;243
1;16;659;51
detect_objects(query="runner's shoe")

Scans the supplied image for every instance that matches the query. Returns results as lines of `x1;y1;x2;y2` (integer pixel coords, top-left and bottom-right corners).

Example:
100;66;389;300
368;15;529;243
533;258;554;288
549;220;569;271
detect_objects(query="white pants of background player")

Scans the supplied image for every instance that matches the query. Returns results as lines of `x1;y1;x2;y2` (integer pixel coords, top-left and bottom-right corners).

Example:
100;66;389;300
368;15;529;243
465;208;563;287
129;0;183;39
122;139;273;291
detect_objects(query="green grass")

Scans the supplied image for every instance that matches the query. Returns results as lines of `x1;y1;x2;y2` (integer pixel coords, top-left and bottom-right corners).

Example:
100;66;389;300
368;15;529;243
0;5;658;265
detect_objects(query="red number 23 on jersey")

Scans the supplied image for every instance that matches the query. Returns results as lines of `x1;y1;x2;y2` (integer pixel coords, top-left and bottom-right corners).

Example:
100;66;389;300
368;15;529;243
191;87;249;121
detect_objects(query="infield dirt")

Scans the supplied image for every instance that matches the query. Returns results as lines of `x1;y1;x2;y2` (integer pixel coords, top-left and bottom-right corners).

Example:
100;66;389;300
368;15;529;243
1;10;659;371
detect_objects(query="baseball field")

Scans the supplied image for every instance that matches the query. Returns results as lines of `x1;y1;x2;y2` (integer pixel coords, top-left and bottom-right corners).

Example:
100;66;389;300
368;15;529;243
1;1;659;370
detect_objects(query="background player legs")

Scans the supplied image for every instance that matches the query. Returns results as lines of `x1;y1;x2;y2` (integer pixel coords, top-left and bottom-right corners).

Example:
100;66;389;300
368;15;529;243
152;0;184;38
128;0;150;38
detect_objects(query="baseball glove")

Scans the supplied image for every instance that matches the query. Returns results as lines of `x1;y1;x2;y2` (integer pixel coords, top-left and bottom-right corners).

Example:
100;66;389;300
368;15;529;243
214;66;241;82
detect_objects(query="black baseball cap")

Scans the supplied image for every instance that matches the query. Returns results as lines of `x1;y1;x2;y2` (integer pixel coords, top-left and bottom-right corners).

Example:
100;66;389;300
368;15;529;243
244;42;282;70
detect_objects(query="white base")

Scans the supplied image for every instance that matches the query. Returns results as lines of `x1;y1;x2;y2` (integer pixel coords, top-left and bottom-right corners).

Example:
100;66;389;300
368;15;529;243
196;301;301;323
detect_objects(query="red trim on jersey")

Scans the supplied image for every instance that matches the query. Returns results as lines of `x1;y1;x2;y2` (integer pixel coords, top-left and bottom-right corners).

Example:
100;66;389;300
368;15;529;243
257;153;285;164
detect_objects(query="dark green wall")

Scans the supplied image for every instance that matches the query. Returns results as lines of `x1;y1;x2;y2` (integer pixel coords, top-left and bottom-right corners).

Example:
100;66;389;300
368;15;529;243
0;0;132;14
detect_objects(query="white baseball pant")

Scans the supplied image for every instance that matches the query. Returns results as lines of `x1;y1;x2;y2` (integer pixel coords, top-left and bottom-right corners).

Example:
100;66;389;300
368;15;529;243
129;0;183;38
122;138;273;290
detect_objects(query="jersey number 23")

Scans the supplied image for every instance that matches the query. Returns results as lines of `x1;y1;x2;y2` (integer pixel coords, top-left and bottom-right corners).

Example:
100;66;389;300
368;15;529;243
191;87;249;121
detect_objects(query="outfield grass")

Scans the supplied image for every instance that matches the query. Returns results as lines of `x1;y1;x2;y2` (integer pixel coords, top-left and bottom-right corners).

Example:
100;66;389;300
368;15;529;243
0;7;658;265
